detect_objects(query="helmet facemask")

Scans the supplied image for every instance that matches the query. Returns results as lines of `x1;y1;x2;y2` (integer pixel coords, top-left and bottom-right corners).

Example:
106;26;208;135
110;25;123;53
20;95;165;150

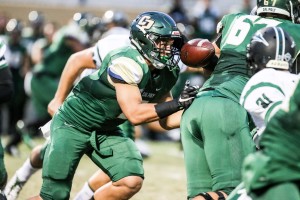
145;34;182;70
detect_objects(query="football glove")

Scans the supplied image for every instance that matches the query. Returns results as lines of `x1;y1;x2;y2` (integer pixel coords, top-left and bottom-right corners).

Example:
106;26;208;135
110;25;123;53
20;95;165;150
155;80;199;119
178;80;199;109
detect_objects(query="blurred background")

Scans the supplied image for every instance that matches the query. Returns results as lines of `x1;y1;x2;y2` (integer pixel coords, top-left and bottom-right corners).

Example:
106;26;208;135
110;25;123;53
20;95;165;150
1;0;255;27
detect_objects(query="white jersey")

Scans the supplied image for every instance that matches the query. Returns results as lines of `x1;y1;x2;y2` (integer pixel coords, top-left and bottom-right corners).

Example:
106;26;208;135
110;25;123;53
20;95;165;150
240;68;298;145
101;27;130;39
80;34;131;79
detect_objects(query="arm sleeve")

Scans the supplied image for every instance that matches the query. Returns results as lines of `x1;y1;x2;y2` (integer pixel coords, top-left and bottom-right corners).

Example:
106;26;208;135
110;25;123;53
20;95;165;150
108;57;144;85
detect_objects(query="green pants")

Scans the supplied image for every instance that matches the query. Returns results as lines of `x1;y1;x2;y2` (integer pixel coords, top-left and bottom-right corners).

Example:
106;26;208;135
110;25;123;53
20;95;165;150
40;115;144;200
180;94;255;198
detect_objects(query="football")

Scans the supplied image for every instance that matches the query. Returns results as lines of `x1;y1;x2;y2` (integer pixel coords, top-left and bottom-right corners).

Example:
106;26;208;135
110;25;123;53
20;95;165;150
180;38;215;67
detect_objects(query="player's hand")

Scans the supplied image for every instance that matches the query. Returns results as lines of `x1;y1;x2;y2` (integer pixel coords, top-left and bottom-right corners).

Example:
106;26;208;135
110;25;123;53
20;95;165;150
48;98;63;117
177;80;199;109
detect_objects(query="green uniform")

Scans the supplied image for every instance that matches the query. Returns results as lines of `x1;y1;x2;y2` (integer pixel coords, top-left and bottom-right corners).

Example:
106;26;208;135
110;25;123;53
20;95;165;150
40;46;180;199
225;15;300;200
180;12;286;198
38;120;135;162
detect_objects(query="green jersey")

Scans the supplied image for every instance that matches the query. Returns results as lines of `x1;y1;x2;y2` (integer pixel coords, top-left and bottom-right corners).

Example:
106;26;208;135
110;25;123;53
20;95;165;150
59;46;180;133
201;13;300;102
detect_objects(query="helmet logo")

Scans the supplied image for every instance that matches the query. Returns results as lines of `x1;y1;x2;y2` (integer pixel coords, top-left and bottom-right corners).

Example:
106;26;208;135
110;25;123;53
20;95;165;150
136;16;155;34
280;52;292;62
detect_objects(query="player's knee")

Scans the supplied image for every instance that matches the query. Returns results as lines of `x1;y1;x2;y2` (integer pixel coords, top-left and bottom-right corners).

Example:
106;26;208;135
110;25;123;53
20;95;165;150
116;176;143;194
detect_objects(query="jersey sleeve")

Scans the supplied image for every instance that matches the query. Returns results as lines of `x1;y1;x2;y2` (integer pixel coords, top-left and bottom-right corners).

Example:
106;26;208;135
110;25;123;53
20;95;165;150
108;57;143;85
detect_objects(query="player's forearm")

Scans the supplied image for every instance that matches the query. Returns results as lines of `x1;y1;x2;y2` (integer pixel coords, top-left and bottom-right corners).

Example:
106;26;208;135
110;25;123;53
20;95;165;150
125;103;161;126
159;110;183;130
126;100;184;126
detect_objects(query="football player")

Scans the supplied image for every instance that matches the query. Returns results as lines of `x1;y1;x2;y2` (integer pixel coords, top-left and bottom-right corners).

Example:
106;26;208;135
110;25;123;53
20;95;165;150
5;16;207;200
228;26;300;200
0;40;14;199
240;26;298;148
180;0;300;199
28;11;198;200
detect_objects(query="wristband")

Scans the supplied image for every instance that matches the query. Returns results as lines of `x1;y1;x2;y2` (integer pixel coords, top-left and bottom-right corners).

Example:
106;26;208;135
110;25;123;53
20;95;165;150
154;99;181;119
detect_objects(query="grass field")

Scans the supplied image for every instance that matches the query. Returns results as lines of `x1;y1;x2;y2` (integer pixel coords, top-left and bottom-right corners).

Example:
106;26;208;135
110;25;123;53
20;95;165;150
4;137;187;200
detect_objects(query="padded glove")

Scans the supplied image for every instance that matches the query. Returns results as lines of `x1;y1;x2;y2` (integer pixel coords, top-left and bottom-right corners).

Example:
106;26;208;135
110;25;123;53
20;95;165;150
177;80;199;109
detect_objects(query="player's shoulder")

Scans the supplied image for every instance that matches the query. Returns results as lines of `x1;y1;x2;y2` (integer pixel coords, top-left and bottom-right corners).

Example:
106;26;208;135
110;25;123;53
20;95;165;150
221;12;248;22
107;47;149;85
108;46;148;72
250;68;279;82
278;21;300;44
248;68;297;87
218;12;251;32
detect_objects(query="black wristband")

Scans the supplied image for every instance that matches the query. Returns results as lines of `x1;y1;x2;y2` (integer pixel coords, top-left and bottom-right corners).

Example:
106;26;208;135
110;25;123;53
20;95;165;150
216;191;225;200
154;99;181;119
197;192;213;200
